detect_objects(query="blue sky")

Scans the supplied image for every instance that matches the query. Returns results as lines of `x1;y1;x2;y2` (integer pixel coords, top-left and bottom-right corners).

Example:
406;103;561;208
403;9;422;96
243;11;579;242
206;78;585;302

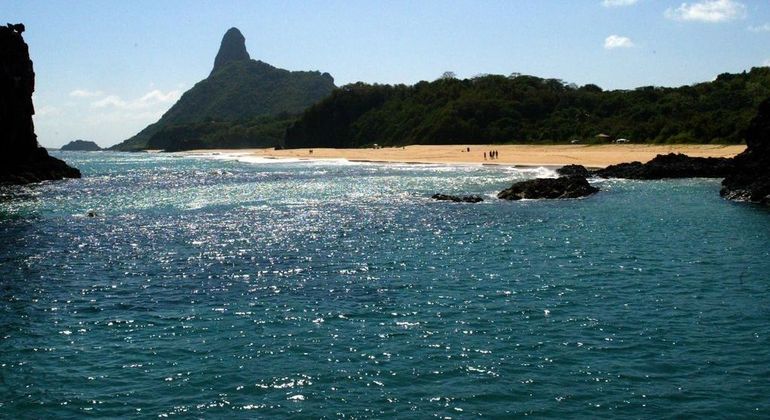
5;0;770;147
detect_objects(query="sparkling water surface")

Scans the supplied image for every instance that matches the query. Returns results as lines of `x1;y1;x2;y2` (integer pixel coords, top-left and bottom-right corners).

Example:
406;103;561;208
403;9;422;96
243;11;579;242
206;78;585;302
1;151;769;417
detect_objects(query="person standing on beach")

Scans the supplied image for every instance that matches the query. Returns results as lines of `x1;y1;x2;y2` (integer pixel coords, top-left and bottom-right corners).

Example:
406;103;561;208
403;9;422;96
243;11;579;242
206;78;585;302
484;152;487;160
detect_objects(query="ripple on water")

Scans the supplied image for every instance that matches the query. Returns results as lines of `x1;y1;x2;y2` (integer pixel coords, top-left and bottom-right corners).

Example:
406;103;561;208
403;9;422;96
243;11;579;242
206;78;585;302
0;152;769;417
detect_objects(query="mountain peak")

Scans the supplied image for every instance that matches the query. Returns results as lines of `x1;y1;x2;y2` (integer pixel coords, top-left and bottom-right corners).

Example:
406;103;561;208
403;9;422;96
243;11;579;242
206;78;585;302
211;27;250;75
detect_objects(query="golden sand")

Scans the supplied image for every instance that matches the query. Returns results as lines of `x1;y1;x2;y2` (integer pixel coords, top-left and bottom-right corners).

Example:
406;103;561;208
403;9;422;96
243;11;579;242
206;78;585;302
185;144;745;168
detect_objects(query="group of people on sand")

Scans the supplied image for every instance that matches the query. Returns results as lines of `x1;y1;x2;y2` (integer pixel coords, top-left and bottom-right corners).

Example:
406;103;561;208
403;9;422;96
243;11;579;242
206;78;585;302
484;150;499;160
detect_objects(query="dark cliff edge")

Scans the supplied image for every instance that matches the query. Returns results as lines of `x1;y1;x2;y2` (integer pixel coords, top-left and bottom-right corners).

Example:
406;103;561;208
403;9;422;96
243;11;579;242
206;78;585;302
720;98;770;205
0;24;80;185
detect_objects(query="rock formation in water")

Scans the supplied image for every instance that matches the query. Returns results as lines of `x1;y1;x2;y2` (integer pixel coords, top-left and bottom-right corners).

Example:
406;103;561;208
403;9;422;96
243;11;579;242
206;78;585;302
497;177;599;200
0;24;80;185
720;98;770;205
110;27;335;151
594;153;734;179
60;139;102;151
431;194;484;203
556;164;593;178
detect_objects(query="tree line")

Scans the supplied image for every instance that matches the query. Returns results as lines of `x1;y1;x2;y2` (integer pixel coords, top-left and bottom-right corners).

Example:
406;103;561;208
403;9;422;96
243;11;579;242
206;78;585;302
283;67;770;148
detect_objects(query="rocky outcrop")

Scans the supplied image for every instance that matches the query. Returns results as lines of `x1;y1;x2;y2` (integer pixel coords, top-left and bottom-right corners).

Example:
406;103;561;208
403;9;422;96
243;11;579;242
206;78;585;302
497;177;599;200
431;194;484;203
60;139;102;151
720;98;770;205
595;153;734;179
0;24;80;185
210;27;250;76
557;164;593;178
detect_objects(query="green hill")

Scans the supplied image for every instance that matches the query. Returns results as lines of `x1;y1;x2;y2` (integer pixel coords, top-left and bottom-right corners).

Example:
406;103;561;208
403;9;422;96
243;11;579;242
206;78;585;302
285;67;770;148
111;28;335;151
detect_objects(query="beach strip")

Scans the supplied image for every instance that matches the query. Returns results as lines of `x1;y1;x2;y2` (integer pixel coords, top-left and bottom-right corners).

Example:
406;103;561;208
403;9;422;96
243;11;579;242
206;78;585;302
183;144;745;168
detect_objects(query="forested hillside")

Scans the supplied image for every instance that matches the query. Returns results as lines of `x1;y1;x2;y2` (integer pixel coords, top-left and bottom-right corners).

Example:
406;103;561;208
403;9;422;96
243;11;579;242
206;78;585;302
285;67;770;148
110;28;335;151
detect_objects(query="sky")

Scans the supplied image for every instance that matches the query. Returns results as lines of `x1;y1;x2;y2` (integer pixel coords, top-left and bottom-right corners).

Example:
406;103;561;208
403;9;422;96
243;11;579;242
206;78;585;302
5;0;770;148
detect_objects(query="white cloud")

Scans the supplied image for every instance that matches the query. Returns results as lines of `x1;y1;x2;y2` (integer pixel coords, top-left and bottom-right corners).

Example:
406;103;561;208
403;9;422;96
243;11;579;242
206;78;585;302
91;89;181;110
35;105;63;117
602;0;639;7
69;89;104;98
748;23;770;32
604;35;635;49
665;0;746;23
763;59;770;67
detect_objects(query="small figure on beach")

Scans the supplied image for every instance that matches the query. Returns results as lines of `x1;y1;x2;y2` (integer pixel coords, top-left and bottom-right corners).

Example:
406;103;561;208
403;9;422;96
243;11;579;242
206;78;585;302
309;149;313;155
484;152;487;160
467;147;470;152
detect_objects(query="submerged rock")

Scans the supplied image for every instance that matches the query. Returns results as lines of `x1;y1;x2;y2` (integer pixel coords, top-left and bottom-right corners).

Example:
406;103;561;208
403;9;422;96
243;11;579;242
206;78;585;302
595;153;734;179
497;176;599;200
0;24;80;185
721;98;770;205
431;193;484;203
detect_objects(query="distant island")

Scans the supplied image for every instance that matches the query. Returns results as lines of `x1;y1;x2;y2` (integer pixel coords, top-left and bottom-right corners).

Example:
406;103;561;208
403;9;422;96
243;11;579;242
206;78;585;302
61;139;102;151
110;28;335;152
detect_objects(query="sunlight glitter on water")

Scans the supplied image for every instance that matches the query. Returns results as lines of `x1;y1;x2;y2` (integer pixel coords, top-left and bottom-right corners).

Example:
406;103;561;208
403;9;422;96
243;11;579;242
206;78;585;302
0;152;769;417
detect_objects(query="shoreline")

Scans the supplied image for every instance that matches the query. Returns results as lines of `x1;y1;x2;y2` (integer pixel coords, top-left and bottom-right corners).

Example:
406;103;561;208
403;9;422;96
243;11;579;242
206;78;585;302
181;144;746;169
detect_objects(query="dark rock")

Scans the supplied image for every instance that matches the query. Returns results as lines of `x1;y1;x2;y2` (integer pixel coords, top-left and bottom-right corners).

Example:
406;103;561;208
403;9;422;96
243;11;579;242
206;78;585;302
721;98;770;205
497;176;599;200
210;27;250;76
60;139;102;151
595;153;734;179
431;194;484;203
0;24;80;185
557;164;592;178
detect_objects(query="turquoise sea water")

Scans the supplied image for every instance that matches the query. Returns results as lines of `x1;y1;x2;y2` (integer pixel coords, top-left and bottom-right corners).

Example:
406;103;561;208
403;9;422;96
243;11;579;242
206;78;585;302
1;151;769;418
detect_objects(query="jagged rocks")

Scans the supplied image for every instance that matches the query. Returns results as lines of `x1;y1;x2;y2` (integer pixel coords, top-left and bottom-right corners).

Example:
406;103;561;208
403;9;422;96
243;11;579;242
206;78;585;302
431;194;484;203
721;98;770;205
497;177;599;200
0;24;80;185
595;153;734;179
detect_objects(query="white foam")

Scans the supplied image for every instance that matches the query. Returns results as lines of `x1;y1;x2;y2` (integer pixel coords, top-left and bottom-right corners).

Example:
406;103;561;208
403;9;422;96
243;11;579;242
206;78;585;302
185;151;366;167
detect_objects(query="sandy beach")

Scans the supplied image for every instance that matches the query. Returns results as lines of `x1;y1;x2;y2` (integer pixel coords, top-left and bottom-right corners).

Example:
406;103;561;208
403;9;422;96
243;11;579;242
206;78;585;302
184;144;746;168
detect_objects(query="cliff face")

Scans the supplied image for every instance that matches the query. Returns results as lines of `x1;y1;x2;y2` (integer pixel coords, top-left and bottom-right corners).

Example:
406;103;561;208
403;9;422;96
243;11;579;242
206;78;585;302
210;27;250;76
720;98;770;205
0;24;80;185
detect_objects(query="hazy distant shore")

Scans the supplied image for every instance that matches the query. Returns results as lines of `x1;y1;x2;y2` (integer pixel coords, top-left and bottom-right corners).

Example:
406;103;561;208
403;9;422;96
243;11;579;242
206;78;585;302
181;144;746;169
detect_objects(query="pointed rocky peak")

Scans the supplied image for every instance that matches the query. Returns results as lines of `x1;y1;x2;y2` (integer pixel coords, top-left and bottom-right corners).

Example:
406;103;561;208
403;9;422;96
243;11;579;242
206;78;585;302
210;27;250;75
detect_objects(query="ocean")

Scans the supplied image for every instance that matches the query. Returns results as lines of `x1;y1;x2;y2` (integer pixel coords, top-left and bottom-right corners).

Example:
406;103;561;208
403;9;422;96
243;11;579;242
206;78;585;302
1;151;768;418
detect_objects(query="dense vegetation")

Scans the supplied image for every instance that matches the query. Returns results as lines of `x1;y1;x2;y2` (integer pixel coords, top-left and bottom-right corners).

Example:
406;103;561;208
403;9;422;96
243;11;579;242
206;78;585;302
285;67;770;148
110;59;335;151
145;114;295;152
